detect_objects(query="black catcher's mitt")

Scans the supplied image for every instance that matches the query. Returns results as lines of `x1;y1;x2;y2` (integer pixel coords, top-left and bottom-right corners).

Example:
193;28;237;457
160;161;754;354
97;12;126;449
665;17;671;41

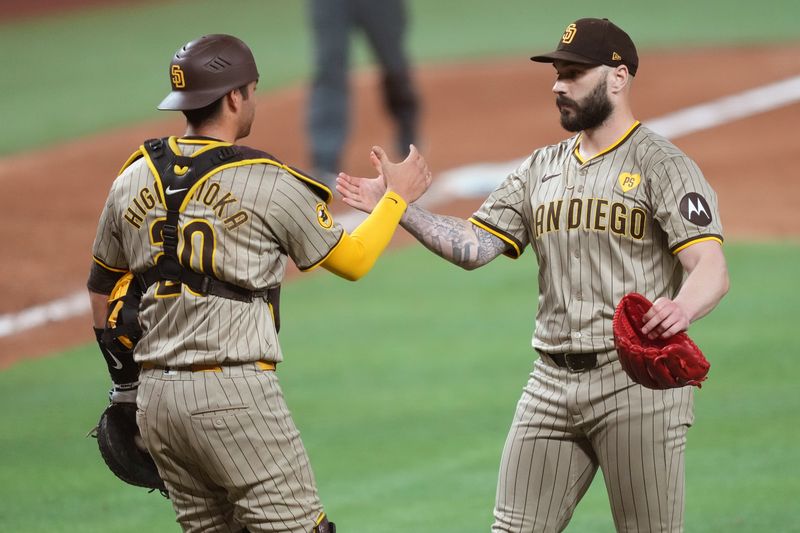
90;403;166;494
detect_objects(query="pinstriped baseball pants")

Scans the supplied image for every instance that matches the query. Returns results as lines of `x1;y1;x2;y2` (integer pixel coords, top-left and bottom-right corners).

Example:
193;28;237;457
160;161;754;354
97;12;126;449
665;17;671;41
492;351;693;532
136;365;324;533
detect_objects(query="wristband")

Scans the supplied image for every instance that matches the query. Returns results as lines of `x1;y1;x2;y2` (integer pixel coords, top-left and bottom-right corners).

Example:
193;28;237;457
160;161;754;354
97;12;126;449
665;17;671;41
94;327;141;386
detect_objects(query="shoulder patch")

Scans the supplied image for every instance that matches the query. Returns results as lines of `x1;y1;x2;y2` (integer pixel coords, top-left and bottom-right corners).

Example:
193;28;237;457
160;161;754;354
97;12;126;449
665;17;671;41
679;193;713;226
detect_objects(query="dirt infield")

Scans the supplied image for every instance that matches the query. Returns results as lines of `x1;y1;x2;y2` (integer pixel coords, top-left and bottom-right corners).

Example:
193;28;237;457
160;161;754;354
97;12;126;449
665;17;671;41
1;44;798;367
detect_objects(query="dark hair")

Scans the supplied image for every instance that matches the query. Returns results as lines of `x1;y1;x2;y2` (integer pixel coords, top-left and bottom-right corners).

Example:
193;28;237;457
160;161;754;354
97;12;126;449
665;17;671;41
182;85;250;127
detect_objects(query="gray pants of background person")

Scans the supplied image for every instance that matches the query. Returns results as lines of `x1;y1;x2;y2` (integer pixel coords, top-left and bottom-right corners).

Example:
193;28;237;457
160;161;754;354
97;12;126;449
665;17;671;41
492;350;694;532
137;364;324;533
308;0;419;179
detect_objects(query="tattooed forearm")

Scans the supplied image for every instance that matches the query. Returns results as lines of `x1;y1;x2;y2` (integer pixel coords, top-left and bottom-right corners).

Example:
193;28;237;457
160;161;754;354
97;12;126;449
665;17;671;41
400;204;506;269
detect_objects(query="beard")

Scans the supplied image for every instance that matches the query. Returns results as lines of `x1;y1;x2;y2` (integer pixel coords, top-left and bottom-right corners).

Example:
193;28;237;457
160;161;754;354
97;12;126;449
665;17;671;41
556;78;613;132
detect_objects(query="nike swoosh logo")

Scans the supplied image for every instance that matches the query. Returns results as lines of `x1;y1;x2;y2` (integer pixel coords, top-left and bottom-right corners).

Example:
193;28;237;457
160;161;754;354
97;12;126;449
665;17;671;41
386;197;398;205
541;173;561;183
109;352;123;370
166;185;188;195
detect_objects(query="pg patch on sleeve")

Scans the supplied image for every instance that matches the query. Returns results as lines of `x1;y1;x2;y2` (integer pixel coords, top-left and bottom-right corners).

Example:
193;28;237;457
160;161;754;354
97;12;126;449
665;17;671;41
679;193;713;226
316;202;333;229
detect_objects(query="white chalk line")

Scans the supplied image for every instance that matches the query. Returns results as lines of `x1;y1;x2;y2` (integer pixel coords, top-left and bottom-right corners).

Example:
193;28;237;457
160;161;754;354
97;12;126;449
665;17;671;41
2;74;799;339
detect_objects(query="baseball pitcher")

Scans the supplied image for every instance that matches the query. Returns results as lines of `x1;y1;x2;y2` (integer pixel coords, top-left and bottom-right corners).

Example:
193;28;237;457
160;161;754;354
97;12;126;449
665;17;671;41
338;18;729;532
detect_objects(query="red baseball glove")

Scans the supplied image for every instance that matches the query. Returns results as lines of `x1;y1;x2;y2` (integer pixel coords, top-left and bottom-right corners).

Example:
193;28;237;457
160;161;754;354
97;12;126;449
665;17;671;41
612;293;710;389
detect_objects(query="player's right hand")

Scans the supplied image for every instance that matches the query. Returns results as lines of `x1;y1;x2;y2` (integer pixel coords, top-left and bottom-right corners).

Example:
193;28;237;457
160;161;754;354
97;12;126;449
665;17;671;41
336;171;386;213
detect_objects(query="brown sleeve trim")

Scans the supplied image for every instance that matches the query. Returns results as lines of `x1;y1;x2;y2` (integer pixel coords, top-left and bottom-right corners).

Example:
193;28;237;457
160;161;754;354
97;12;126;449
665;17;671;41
670;234;724;255
468;216;523;258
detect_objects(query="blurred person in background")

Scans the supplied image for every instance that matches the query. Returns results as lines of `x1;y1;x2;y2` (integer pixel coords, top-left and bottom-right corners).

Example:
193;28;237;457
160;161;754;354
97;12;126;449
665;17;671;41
307;0;420;185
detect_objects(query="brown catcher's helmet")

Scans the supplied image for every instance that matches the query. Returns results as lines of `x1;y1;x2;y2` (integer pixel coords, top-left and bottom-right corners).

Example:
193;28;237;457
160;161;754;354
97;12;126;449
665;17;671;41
158;34;259;111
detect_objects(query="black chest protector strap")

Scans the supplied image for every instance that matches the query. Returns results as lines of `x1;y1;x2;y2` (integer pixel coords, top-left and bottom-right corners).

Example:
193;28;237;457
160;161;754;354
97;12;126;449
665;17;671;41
136;137;279;308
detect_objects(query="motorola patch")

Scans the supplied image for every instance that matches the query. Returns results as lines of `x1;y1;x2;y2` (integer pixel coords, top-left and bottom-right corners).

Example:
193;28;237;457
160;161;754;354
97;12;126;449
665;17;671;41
679;193;712;226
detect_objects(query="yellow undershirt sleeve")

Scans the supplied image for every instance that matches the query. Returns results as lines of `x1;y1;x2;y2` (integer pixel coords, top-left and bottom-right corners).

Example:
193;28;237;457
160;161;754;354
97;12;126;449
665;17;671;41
320;191;408;281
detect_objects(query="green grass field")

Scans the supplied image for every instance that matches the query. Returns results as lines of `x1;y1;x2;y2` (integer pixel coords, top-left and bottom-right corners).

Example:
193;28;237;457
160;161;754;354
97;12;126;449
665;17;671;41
2;0;799;531
1;243;799;531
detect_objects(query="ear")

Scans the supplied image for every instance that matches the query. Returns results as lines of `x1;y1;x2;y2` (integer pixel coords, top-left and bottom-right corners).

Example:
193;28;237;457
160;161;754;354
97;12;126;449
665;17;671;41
608;65;630;94
225;88;243;113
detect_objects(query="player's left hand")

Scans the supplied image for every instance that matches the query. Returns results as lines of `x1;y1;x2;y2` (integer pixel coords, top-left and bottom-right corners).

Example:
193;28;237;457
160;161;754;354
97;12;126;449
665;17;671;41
336;143;394;212
640;297;690;339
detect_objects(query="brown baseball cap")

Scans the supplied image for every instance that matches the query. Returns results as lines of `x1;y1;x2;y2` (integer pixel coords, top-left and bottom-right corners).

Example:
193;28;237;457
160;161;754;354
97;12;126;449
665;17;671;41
158;34;260;111
531;18;638;76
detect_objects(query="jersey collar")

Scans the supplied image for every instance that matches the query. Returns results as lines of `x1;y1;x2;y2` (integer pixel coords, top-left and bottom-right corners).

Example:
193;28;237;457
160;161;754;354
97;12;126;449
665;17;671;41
572;121;641;164
178;135;224;144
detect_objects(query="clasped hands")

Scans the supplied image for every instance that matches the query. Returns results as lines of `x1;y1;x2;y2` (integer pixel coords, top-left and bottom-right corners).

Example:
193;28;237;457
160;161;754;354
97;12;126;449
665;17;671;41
337;144;431;212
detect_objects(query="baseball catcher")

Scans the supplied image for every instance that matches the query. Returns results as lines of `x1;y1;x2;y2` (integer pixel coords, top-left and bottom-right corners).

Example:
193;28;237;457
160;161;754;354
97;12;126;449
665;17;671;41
85;31;431;532
613;292;711;389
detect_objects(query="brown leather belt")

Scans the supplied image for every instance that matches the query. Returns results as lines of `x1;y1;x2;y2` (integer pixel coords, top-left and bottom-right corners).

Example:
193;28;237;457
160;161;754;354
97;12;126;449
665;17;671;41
141;360;276;372
540;351;598;372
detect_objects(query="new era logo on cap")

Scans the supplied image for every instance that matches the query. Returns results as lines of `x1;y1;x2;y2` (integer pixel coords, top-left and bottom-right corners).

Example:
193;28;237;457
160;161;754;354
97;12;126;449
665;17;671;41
531;18;639;76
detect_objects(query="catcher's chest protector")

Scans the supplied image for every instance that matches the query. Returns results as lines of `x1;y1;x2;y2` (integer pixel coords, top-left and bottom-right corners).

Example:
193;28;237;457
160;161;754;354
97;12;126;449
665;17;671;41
136;137;281;322
141;137;244;281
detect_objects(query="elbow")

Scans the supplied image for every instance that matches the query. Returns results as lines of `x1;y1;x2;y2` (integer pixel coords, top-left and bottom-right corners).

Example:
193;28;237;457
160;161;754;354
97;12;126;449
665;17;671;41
341;271;364;282
720;270;731;298
336;264;370;281
716;255;731;299
458;254;491;271
346;260;376;281
460;261;481;271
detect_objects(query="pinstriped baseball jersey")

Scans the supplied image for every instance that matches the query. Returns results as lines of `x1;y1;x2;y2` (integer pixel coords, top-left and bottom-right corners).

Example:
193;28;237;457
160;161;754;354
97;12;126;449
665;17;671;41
470;122;723;353
91;137;343;367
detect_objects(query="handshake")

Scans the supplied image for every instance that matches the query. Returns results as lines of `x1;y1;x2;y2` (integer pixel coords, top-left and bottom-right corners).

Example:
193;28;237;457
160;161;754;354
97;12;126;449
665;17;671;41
335;144;432;213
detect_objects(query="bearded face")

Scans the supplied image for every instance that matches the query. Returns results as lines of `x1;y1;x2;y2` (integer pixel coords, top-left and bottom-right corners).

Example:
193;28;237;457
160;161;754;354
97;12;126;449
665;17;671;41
556;76;613;132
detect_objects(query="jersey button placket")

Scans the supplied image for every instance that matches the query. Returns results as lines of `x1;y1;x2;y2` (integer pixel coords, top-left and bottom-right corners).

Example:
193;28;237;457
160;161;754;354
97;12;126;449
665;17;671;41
566;162;584;351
